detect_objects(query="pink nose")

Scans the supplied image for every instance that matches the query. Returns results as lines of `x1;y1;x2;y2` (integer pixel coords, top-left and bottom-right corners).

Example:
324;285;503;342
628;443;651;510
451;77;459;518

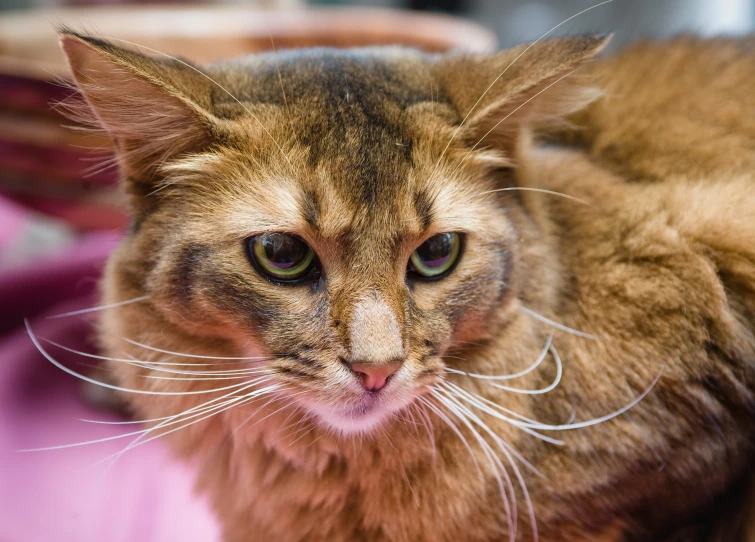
351;361;402;392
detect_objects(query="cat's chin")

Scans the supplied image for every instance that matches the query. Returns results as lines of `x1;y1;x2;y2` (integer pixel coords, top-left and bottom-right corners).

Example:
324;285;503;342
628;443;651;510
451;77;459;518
307;396;408;436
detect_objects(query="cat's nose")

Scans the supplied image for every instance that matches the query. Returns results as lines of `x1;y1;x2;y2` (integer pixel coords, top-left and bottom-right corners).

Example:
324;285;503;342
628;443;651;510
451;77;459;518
350;361;402;392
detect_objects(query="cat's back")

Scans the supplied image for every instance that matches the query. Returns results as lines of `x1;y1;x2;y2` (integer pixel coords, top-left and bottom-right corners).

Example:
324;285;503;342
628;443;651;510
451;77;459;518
572;36;755;182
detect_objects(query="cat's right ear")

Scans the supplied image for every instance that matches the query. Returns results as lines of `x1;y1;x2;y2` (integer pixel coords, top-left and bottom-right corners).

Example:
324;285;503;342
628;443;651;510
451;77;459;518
59;31;218;186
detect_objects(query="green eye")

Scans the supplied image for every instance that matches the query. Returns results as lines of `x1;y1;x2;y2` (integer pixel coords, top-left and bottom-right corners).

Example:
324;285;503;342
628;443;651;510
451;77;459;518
409;232;461;279
248;233;316;282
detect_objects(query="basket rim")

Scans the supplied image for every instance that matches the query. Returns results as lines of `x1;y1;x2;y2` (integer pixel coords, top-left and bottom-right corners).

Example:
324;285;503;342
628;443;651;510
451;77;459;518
0;5;498;81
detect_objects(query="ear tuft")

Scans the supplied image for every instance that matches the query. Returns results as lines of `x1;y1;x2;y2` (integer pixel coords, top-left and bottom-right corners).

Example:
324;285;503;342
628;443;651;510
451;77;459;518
59;31;215;182
437;35;610;155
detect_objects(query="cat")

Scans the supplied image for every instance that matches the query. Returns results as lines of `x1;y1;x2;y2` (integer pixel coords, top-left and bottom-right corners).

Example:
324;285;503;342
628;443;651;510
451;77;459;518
53;27;755;542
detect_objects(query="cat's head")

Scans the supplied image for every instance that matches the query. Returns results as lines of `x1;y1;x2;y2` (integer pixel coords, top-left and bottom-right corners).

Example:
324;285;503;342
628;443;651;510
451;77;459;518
61;31;606;434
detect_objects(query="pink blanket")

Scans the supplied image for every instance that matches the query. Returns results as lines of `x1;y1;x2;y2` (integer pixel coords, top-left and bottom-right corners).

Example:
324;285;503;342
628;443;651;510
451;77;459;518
0;197;220;541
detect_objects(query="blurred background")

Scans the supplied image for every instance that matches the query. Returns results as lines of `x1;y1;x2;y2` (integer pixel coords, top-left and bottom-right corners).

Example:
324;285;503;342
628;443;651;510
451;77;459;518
1;0;754;48
339;0;755;49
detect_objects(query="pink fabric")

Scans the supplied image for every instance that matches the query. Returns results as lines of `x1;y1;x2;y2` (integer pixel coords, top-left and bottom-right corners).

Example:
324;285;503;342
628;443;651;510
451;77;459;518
0;197;27;245
0;228;220;541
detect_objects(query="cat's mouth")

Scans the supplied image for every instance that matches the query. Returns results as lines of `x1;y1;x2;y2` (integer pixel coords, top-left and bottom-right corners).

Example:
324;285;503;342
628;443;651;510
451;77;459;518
272;354;443;435
303;396;390;434
301;379;418;435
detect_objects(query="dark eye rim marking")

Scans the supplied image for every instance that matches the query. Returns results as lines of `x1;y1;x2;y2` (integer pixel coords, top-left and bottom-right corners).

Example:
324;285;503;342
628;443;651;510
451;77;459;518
407;232;464;282
244;233;322;286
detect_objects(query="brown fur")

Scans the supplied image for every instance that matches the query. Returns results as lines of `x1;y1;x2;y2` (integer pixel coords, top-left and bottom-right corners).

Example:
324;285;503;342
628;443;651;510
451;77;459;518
58;31;755;541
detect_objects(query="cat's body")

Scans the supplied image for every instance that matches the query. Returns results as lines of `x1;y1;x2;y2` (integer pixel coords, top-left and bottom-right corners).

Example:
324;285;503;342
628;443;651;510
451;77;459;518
57;33;754;541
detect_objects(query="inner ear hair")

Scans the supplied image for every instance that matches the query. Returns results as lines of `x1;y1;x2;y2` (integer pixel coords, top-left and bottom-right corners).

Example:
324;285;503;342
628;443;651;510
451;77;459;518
58;29;217;183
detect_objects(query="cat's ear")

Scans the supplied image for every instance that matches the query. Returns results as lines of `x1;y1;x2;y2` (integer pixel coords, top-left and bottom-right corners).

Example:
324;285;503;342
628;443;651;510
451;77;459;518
436;35;610;155
59;31;217;183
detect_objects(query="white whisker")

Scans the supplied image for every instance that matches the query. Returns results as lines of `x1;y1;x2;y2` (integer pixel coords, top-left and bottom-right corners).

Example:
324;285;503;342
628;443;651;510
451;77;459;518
244;390;308;430
276;400;309;440
19;423;163;452
446;333;553;381
440;382;549;474
41;341;270;378
46;296;149;319
449;367;664;432
21;380;266;451
285;417;319;448
415;401;437;458
479;187;594;208
401;404;422;439
418;395;484;486
441;388;540;542
519;306;597;339
515;367;665;432
122;353;271;377
120;337;269;360
26;320;259;397
143;378;276;429
433;391;516;541
220;389;302;451
140;373;263;382
489;343;562;395
78;397;241;425
128;362;271;378
42;337;266;368
441;382;564;447
100;384;280;468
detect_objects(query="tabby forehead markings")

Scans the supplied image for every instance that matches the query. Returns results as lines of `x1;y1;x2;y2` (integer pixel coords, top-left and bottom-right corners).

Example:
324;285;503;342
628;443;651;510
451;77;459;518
217;51;442;209
299;188;321;232
413;189;435;232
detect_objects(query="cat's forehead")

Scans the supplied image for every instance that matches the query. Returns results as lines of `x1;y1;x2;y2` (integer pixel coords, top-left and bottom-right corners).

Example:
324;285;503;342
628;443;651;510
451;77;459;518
199;138;489;251
201;48;471;239
212;48;455;205
211;48;440;108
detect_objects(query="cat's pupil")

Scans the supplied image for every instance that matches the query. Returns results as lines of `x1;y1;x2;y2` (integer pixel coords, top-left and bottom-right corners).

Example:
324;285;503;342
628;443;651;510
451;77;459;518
261;233;307;269
417;233;454;267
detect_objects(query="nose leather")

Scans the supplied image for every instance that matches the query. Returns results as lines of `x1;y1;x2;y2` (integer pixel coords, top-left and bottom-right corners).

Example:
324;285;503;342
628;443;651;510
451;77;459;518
351;361;402;391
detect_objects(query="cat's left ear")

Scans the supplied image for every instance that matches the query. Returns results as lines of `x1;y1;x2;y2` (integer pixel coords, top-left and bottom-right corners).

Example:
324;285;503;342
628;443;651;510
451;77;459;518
59;31;219;184
436;35;610;154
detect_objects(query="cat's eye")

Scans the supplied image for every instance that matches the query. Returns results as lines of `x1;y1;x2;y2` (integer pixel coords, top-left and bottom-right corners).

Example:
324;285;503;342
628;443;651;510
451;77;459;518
409;232;462;279
247;233;317;282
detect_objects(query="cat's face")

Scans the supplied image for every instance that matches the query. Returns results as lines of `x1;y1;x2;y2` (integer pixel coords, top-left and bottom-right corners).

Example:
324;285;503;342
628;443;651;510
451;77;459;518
117;55;519;434
62;33;606;434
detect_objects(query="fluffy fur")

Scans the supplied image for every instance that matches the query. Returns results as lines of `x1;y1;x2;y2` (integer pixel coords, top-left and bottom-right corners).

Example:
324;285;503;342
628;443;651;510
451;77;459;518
58;30;755;541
